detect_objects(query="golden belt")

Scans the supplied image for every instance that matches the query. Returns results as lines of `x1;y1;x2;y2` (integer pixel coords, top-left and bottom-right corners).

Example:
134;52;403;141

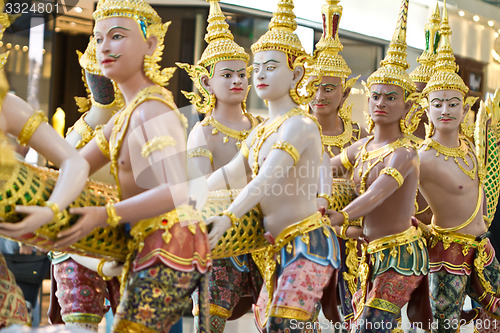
367;226;423;255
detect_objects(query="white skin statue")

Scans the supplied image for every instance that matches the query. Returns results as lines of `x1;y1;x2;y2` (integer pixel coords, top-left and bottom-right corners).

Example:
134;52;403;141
187;59;253;175
54;16;189;248
419;89;486;236
205;50;323;249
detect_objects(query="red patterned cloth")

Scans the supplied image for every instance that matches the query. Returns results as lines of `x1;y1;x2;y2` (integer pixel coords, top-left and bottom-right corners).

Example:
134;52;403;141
53;258;121;323
0;253;30;328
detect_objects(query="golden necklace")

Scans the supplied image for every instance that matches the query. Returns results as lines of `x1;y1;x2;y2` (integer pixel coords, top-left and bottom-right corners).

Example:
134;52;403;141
353;136;412;194
423;137;476;180
322;117;353;157
250;108;304;177
203;112;259;150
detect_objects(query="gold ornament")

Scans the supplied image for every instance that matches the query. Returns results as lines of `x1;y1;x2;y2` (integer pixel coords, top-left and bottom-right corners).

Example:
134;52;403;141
366;0;416;97
77;38;102;75
422;137;476;180
251;0;316;105
308;0;352;80
177;0;249;114
423;0;469;97
93;0;174;87
198;0;249;69
202;113;259;149
410;2;441;84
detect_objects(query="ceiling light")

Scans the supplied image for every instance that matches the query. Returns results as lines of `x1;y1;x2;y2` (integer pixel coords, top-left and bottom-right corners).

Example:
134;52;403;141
473;15;480;22
495;32;499;38
74;6;83;13
488;20;494;27
458;11;465;17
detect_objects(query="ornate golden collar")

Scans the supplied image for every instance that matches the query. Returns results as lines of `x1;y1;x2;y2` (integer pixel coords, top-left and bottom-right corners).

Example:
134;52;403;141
322;117;353;157
203;112;259;149
423;137;476;180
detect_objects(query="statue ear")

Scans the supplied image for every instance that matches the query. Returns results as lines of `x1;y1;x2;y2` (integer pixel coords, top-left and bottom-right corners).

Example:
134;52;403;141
290;65;304;89
146;35;158;56
200;75;212;94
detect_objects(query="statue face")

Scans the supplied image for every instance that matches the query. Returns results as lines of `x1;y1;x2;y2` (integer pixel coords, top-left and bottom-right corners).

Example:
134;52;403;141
94;17;149;83
428;89;466;133
206;60;249;106
252;50;294;102
309;76;344;116
368;84;408;127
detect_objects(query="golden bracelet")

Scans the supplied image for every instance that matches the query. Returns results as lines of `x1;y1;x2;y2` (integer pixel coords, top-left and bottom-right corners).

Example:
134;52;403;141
18;111;48;146
340;149;353;171
70;113;95;149
271;141;300;166
380;167;404;188
94;125;110;159
188;147;213;164
141;136;176;158
317;193;333;209
91;95;117;110
44;201;60;216
222;210;239;228
340;224;349;239
340;210;349;225
96;259;112;281
105;202;122;228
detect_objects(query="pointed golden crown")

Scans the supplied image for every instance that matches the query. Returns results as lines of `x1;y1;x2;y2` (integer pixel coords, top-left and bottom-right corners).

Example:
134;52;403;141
410;2;441;84
199;0;249;69
309;0;351;78
423;0;468;96
93;0;161;26
250;0;306;57
367;0;416;95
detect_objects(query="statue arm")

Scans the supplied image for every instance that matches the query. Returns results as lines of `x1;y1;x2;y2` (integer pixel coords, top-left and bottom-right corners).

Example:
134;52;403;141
317;151;333;209
336;147;418;224
187;122;214;175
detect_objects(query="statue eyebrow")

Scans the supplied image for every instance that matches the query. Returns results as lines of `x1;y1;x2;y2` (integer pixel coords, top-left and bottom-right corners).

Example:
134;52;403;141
236;68;246;72
430;98;444;102
321;83;338;87
219;68;235;72
107;26;131;34
446;97;461;102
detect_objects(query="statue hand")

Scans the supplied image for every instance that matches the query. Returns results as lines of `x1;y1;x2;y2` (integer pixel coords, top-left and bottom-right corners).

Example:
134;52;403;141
0;205;56;238
206;215;231;250
54;206;107;249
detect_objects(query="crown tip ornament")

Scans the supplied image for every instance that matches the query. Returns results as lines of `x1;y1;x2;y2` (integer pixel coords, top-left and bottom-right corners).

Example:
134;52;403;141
367;0;416;95
309;0;351;79
423;0;469;96
198;0;249;68
410;1;441;84
250;0;306;58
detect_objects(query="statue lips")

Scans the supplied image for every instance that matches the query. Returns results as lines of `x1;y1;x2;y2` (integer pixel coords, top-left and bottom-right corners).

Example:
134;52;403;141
101;58;117;66
256;84;268;89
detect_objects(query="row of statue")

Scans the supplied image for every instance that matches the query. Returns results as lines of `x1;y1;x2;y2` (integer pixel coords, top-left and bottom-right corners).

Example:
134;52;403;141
0;0;499;332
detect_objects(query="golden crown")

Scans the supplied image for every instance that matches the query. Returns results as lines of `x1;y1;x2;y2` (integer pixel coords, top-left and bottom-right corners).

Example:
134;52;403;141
93;0;161;26
423;0;469;96
250;0;306;58
198;0;249;69
367;0;416;95
309;0;351;79
410;2;441;84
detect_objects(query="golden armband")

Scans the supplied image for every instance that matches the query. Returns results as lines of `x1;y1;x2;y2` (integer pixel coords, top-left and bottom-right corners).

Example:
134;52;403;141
339;210;350;239
94;126;110;159
141;136;176;158
380;167;404;188
105;202;122;228
240;141;249;159
68;114;95;149
271;141;300;165
187;147;213;164
340;149;353;171
18;111;48;146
